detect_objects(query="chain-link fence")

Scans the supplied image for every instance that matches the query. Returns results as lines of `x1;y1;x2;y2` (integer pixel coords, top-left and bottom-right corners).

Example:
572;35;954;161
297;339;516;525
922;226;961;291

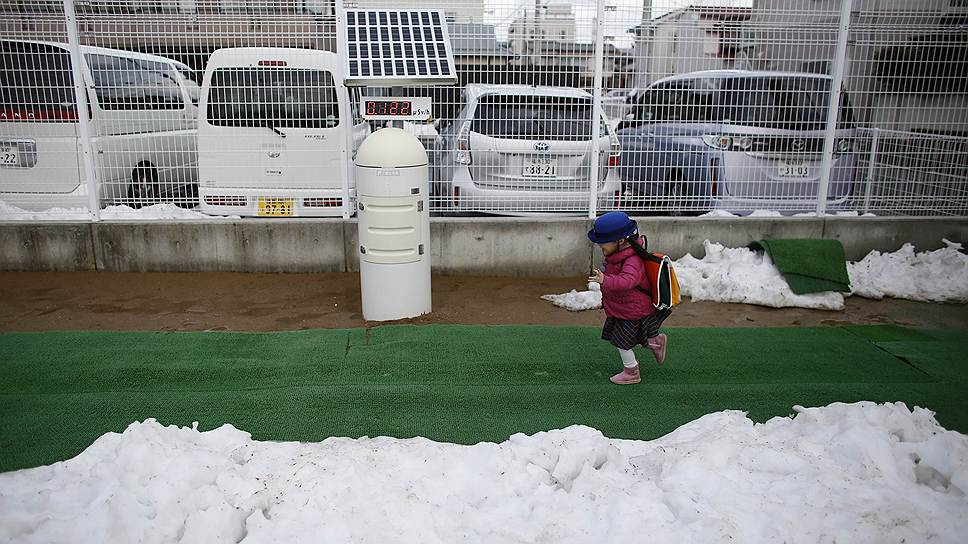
1;0;966;219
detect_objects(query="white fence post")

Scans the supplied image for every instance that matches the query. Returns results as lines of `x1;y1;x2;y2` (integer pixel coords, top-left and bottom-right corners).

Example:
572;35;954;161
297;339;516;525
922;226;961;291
588;0;607;219
335;2;353;220
63;0;100;221
862;127;881;215
816;0;853;216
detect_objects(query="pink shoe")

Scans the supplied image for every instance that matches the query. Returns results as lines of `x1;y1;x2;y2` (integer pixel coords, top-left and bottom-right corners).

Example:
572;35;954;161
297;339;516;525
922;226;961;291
610;364;641;385
647;333;667;364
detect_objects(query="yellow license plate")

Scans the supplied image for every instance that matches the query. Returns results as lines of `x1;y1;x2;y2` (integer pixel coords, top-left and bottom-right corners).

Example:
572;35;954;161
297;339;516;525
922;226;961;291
258;198;294;216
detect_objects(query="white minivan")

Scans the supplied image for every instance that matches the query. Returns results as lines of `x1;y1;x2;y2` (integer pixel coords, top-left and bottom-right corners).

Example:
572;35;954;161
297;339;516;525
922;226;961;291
197;47;370;217
0;40;199;211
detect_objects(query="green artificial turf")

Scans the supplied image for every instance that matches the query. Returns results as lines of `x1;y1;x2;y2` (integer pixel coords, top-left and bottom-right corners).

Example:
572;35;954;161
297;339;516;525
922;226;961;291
1;324;965;473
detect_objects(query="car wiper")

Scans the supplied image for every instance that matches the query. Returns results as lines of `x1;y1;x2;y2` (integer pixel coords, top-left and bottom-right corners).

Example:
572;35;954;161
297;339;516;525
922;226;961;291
264;124;287;138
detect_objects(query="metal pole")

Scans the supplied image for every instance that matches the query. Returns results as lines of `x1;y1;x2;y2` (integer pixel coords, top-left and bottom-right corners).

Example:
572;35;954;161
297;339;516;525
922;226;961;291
862;128;880;215
63;0;100;221
816;0;853;216
588;0;607;219
335;1;352;220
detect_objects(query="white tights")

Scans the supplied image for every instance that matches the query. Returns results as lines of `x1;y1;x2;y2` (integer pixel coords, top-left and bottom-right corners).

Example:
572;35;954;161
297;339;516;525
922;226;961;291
618;348;638;368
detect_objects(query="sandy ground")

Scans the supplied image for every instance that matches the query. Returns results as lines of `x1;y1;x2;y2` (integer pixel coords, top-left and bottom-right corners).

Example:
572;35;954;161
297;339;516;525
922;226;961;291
1;271;966;332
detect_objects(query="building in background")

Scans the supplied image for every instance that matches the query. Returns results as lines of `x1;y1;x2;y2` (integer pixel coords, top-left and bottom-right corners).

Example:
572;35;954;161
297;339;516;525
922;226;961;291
745;0;968;133
629;5;752;90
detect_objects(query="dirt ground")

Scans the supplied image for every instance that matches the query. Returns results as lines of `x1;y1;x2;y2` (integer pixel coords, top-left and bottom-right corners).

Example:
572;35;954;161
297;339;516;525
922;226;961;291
1;271;966;332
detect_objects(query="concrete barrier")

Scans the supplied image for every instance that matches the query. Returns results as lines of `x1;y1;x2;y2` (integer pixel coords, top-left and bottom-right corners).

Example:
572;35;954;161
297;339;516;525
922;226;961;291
0;223;95;271
2;217;966;276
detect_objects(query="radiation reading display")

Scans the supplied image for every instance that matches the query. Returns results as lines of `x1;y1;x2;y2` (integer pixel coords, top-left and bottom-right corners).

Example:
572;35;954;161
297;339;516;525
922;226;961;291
365;100;412;116
359;97;432;121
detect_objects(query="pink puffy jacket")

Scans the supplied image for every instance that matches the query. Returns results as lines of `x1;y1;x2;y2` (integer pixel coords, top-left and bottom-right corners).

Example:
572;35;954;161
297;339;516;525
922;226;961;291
601;239;655;320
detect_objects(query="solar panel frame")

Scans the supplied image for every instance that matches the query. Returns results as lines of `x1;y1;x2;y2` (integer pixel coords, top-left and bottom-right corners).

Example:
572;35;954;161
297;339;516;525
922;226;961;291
341;8;458;86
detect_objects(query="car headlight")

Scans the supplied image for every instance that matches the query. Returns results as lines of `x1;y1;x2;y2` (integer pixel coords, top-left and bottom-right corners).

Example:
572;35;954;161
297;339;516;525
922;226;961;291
836;138;851;153
702;134;732;150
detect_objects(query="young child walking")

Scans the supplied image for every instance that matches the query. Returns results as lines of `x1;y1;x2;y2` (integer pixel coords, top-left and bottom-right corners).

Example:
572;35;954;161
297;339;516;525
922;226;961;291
587;211;672;385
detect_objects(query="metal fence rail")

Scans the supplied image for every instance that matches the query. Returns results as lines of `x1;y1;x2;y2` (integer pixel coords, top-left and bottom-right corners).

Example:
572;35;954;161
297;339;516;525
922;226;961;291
0;0;966;220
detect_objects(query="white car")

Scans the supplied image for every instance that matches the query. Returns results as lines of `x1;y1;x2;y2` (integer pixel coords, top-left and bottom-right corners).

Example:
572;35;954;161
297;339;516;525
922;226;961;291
197;47;370;217
1;39;198;211
431;84;622;214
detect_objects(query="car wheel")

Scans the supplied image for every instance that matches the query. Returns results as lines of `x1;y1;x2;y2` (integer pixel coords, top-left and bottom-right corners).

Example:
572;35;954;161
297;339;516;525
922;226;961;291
127;164;161;209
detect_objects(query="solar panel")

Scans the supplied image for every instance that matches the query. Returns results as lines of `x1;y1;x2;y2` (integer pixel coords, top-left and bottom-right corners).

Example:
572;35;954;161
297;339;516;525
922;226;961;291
341;9;458;86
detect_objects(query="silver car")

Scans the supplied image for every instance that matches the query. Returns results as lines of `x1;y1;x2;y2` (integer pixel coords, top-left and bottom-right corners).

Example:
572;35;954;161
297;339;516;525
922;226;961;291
431;84;622;214
616;70;859;215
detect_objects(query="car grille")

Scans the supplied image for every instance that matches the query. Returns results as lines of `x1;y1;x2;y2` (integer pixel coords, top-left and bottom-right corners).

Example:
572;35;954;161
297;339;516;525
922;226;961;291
749;136;825;154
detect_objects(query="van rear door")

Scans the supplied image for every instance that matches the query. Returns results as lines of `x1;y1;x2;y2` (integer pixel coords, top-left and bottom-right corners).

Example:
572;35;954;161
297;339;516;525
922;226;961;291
0;41;81;194
200;51;346;190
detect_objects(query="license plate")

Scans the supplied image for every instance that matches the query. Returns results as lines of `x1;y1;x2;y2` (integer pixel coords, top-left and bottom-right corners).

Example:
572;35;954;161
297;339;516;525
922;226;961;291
778;161;809;177
0;146;18;167
258;198;294;216
523;158;558;178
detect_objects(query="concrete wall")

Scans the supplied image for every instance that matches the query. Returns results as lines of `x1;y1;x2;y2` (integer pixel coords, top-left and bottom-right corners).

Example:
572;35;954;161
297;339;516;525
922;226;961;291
2;217;966;276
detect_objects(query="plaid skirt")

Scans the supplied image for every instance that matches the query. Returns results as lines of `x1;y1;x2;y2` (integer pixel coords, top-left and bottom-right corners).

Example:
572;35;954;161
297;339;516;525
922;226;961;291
601;309;672;350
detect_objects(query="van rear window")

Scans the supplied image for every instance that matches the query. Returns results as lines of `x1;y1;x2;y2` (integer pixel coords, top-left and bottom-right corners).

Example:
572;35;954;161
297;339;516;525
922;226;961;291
633;75;856;130
724;76;855;130
472;95;596;141
206;68;339;129
0;41;77;122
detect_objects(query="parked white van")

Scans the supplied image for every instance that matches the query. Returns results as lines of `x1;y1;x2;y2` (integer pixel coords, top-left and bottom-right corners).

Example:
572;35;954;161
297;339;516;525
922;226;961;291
0;40;199;210
197;47;370;217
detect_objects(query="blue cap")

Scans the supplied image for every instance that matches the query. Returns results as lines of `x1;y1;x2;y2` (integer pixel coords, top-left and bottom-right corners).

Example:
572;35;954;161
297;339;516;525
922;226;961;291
587;211;638;243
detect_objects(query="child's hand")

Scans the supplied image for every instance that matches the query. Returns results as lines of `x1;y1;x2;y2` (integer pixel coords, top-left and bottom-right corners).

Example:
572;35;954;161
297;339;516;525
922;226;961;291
588;268;604;284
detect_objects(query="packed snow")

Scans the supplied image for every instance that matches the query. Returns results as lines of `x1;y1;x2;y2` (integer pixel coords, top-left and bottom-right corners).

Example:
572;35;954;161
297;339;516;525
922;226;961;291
541;281;603;311
700;210;876;218
0;402;965;543
849;240;968;303
0;201;237;221
675;241;847;310
545;239;968;311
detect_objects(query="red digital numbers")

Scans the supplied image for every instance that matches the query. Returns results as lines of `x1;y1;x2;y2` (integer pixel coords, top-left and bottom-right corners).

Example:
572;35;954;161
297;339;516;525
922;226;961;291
365;100;413;116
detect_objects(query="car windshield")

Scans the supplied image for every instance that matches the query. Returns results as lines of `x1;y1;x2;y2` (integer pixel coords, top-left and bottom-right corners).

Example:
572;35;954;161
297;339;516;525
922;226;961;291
472;94;595;141
632;75;855;130
206;67;339;129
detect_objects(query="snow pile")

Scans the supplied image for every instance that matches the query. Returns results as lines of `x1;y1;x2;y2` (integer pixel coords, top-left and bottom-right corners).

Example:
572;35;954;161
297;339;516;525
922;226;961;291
99;204;238;221
0;201;91;221
748;209;783;217
545;240;967;311
674;240;846;310
541;281;602;311
700;210;875;218
848;239;968;303
0;402;966;542
0;201;237;221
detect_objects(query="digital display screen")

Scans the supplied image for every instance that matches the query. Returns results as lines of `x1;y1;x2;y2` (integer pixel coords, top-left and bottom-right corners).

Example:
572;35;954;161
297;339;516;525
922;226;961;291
365;100;412;116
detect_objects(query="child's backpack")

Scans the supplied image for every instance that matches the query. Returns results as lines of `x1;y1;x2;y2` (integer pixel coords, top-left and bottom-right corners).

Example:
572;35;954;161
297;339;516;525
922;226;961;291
640;252;681;310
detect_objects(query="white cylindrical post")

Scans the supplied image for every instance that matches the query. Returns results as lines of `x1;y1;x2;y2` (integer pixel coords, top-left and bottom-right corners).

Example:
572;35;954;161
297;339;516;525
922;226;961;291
355;128;432;321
